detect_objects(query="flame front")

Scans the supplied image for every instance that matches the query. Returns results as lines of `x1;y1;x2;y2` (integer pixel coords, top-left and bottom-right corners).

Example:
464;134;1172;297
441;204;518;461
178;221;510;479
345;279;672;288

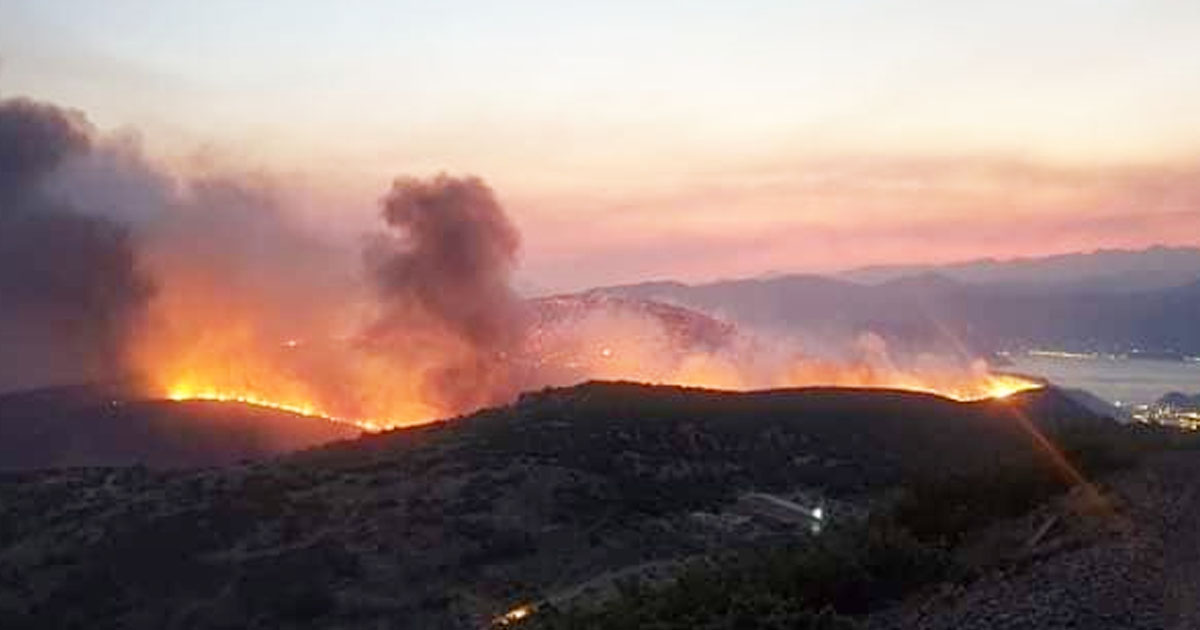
116;174;1041;434
159;360;1040;432
142;294;1041;432
130;264;444;431
164;386;384;431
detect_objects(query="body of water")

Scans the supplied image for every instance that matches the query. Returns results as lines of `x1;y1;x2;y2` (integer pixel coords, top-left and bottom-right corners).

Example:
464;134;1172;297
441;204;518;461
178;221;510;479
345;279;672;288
1006;353;1200;407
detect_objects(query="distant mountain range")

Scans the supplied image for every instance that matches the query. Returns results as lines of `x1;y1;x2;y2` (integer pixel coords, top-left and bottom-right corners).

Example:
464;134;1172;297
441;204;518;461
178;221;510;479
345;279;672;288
595;247;1200;356
840;245;1200;293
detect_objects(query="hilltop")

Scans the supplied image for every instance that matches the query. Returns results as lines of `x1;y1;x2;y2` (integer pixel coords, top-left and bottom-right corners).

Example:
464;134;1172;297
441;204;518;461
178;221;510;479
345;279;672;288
0;384;361;470
0;381;1144;629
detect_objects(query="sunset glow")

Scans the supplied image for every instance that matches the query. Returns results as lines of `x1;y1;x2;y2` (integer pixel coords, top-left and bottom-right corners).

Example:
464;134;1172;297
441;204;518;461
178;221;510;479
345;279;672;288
2;1;1198;290
0;2;1180;425
2;5;1195;629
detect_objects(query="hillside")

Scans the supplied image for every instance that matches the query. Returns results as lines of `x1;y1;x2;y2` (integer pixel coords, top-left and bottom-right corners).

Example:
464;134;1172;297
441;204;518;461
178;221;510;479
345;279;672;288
0;382;1119;629
0;385;361;470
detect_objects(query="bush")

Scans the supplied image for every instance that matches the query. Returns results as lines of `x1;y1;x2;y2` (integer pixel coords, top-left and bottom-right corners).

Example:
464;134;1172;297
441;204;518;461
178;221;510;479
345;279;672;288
527;418;1187;630
528;521;950;630
890;466;1067;545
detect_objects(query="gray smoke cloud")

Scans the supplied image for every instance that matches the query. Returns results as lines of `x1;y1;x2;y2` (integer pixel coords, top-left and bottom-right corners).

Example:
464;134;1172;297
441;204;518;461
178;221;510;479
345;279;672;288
0;98;153;391
0;94;616;422
0;92;528;418
365;175;529;412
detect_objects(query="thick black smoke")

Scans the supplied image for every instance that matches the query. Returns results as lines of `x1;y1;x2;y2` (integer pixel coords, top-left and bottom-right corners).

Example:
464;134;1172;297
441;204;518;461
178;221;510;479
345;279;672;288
0;98;152;391
366;175;528;411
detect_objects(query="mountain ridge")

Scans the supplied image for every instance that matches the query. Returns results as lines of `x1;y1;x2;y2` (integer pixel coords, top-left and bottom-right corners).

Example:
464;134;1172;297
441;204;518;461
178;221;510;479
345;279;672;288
0;384;362;470
839;245;1200;291
593;253;1200;356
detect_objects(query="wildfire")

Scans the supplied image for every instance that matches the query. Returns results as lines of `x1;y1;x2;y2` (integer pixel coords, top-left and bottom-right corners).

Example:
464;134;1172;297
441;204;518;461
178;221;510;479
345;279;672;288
165;386;385;432
113;172;1044;436
678;363;1043;402
142;291;1044;432
980;374;1043;399
158;352;1042;433
869;372;1041;402
138;272;1041;432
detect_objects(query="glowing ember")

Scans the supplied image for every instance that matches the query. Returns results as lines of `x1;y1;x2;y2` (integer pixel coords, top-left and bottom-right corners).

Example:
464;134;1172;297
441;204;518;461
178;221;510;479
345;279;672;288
493;604;534;626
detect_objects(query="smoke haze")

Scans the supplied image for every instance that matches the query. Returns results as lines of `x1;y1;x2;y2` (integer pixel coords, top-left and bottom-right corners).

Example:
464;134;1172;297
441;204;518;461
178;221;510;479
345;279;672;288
365;175;528;411
0;93;1036;425
0;98;152;390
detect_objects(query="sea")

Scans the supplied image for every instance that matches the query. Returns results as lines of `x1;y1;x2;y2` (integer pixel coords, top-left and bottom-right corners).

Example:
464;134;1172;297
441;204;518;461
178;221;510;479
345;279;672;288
1006;352;1200;407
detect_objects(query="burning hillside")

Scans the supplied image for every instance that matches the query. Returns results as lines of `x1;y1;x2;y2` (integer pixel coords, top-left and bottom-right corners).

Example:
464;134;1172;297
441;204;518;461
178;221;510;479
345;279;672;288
154;291;1040;431
0;96;1040;432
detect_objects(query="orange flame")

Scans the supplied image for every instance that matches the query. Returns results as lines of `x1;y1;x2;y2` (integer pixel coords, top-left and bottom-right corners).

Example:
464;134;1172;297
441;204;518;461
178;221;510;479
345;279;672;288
131;273;1040;431
160;367;1040;432
163;386;384;431
142;299;1042;431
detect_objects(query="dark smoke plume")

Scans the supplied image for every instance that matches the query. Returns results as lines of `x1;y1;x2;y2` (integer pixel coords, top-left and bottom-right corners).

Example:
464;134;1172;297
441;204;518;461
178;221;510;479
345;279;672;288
0;95;544;419
0;99;90;195
366;175;528;411
0;98;152;391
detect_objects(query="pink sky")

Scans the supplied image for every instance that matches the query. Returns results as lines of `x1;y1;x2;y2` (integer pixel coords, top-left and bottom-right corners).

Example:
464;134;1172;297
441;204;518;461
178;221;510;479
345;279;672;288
3;1;1199;291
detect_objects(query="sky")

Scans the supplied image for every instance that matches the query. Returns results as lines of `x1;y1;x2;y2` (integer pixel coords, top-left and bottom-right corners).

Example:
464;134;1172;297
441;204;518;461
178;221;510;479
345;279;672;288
2;0;1199;291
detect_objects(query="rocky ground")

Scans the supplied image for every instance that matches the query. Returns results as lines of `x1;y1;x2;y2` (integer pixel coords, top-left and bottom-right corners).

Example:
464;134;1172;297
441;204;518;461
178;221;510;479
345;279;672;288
870;449;1200;629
